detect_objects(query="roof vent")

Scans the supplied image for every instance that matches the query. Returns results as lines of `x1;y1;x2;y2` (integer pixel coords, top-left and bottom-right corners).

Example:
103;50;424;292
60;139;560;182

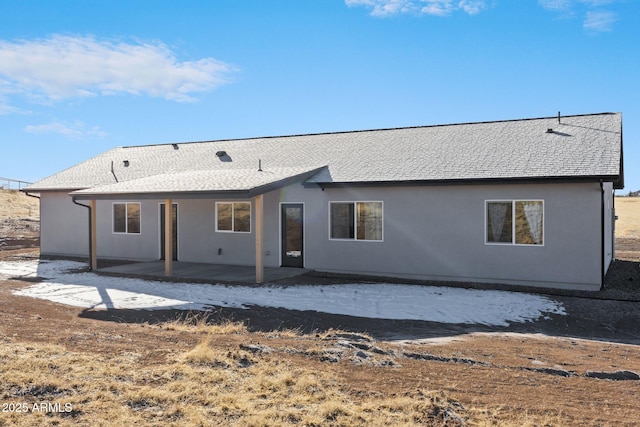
216;151;227;157
546;128;554;134
123;160;130;167
172;144;179;150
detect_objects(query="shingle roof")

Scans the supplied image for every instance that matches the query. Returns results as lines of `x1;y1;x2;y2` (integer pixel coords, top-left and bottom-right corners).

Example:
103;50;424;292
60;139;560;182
71;166;327;199
26;112;624;195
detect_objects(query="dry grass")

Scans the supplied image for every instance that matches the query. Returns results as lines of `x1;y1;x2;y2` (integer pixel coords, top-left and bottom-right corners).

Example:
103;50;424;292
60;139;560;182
2;306;637;426
163;312;307;339
0;189;39;220
162;312;249;335
0;331;475;427
616;197;640;238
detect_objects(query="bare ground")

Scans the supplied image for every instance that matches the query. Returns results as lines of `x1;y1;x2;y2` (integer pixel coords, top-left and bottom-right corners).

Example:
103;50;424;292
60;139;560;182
1;192;640;425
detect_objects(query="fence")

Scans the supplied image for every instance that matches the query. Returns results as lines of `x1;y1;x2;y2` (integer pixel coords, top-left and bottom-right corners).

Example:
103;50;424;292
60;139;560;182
0;177;32;191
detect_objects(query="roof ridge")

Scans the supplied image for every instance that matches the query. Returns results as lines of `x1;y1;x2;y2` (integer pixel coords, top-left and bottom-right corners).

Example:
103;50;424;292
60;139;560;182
122;112;620;150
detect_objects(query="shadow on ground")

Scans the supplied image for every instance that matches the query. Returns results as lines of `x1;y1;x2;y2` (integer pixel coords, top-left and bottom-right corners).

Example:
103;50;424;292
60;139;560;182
79;297;640;345
77;259;640;344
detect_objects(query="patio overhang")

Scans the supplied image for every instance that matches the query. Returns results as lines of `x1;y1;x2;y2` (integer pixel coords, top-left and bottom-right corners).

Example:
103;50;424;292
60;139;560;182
70;165;326;284
69;165;328;201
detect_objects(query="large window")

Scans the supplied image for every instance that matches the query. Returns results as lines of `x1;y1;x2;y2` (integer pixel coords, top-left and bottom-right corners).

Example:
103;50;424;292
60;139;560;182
330;201;383;241
113;203;141;234
486;200;543;245
216;202;251;233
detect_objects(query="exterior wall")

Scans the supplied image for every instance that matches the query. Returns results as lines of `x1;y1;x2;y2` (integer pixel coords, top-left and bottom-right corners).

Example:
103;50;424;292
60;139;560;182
268;181;605;291
40;191;89;257
95;199;163;261
178;199;256;265
93;198;258;265
603;182;614;272
40;180;608;291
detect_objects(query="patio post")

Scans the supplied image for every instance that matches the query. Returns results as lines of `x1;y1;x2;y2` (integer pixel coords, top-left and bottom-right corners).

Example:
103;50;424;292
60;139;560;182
90;199;97;271
165;198;173;276
255;194;264;283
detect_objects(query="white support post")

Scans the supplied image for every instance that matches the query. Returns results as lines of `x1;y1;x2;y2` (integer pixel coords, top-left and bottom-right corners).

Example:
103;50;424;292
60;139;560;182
255;194;264;283
165;198;173;276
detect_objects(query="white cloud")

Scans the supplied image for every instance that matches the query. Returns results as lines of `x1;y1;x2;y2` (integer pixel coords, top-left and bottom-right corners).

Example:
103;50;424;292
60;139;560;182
348;0;619;31
0;102;23;115
579;0;616;6
345;0;488;16
538;0;573;11
0;34;235;104
458;0;488;15
25;121;107;139
539;0;619;32
345;0;418;16
583;10;616;31
421;0;455;16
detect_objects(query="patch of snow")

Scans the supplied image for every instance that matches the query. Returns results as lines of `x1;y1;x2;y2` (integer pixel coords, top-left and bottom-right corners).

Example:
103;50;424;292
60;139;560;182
0;259;566;326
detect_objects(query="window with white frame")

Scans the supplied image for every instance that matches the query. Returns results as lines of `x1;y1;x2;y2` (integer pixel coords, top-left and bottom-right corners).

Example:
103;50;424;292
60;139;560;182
486;200;543;245
330;201;383;241
216;202;251;233
113;203;141;234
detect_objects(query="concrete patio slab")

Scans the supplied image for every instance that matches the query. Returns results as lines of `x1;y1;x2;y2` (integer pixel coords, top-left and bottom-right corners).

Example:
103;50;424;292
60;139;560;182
97;261;309;283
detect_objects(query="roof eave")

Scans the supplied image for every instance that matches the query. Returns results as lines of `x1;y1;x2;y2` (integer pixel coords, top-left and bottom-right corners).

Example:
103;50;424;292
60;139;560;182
22;187;88;193
305;175;624;189
71;189;253;201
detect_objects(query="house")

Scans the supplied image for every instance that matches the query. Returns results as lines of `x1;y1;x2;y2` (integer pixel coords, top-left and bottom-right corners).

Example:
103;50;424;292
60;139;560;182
24;112;624;291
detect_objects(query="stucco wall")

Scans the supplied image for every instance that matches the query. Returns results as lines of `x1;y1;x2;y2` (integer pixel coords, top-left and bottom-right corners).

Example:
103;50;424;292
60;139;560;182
40;180;608;290
95;199;162;261
178;199;257;265
603;182;614;272
270;181;604;291
92;198;258;265
40;191;89;257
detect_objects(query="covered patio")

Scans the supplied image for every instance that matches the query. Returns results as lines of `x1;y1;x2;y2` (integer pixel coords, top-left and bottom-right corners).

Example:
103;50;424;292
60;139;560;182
98;260;309;283
70;165;327;283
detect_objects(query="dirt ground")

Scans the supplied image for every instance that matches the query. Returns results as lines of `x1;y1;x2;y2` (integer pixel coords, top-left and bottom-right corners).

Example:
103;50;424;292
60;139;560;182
1;192;640;425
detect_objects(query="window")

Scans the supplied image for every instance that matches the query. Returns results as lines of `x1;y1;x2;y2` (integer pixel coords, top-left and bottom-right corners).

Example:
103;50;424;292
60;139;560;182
330;203;354;239
330;201;383;241
113;203;141;234
216;202;251;233
486;200;543;245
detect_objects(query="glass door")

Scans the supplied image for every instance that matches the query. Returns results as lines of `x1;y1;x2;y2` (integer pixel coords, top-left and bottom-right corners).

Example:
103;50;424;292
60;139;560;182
281;204;303;268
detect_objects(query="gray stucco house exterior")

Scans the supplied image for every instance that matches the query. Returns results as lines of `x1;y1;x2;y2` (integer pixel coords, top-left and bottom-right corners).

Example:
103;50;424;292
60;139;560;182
25;112;624;291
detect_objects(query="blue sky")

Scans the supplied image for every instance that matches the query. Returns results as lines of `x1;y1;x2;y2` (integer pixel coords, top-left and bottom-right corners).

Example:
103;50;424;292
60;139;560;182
0;0;637;191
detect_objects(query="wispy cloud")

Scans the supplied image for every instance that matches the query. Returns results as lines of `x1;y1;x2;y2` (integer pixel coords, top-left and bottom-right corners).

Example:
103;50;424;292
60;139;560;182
25;121;107;139
345;0;488;17
538;0;573;11
583;10;616;31
344;0;414;16
539;0;620;32
0;101;24;115
0;34;236;105
348;0;619;31
458;0;488;15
